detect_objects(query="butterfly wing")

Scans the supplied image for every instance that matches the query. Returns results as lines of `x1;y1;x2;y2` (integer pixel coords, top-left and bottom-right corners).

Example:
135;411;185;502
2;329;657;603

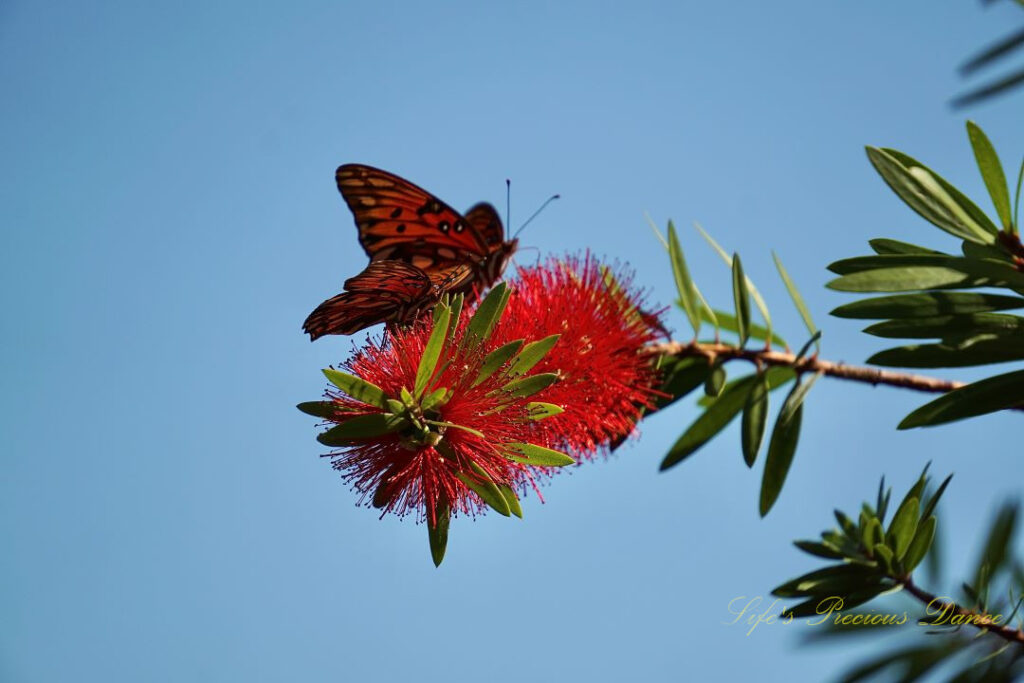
302;260;434;340
463;202;505;248
336;164;489;271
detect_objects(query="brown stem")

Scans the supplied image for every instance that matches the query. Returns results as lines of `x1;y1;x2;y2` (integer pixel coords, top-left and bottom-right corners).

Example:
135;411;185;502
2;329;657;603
647;341;1024;411
901;577;1024;645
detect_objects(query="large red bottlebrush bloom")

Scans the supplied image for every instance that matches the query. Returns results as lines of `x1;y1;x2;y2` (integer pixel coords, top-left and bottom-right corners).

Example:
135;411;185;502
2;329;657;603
299;257;665;564
495;254;666;456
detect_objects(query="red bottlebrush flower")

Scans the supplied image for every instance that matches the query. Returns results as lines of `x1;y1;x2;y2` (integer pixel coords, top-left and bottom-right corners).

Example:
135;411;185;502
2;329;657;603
494;254;666;456
298;286;576;565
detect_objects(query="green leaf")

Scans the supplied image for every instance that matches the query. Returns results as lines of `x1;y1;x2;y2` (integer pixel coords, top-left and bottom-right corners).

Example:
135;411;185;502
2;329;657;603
415;305;451;398
759;374;819;516
921;473;953;521
497;484;523;519
653;357;713;411
455;464;511;517
868;337;1024;368
793;540;845;560
876;477;891;523
506;334;560;378
420;388;451;412
827;254;1024;292
898;368;1024;427
667;220;701;335
697;366;796;408
869;238;946;255
473;339;524;387
503;443;575;467
702;308;786;347
967;121;1012;230
885;495;920;562
971;502;1018;592
446;294;464;343
323;369;387;408
296;401;338;419
1015;154;1023;233
317;413;407;446
731;253;751;347
428;499;451;567
873;543;894;574
863;312;1024;339
498;372;560;399
423;419;485;439
771;564;876;598
741;372;769;467
866;147;993;243
525;402;564;421
660;374;760;470
902;516;936;573
466;282;510;347
693;222;774;336
704;362;726;398
862;518;883;553
773;252;817;341
830;292;1024;320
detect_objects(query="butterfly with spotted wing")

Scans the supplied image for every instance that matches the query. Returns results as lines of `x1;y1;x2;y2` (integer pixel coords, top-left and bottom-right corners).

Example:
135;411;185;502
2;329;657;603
303;164;518;340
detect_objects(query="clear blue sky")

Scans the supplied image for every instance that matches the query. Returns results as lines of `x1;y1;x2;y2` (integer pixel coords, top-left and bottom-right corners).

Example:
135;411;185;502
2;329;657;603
2;2;1022;681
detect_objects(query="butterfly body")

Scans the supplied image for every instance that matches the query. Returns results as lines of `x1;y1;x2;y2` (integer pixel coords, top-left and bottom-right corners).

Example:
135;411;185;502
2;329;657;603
303;164;516;340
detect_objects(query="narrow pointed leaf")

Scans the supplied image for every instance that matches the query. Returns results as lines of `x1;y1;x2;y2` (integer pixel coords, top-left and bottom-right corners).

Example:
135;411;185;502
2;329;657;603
504;443;575;467
323;369;387;408
862;313;1024;339
415;306;450;398
898;368;1024;428
704;363;726;397
759;374;819;516
703;308;786;346
473;339;524;387
793;540;845;560
693;222;773;332
466;282;510;347
421;388;451;412
524;402;564;421
902;516;936;572
667;220;701;335
921;474;953;521
497;484;523;519
499;372;560;399
967;121;1012;230
423;419;485;438
697;365;796;408
773;252;817;341
505;334;560;378
317;413;407;446
428;499;451;567
661;374;760;470
455;466;511;517
741;372;769;467
831;292;1024;320
731;253;751;346
886;495;920;561
297;401;339;419
869;238;946;255
868;338;1024;368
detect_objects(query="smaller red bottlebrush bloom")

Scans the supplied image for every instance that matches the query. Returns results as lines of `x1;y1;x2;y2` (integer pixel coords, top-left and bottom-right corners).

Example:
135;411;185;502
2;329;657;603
492;254;667;457
298;285;576;566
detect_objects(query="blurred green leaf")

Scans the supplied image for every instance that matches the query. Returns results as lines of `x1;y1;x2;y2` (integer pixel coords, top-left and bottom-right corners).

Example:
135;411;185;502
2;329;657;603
886;495;920;562
967;121;1013;230
667;220;701;335
773;252;818;341
731;253;751;347
838;642;969;683
420;388;451;412
323;369;387;408
317;413;406;446
794;540;845;560
831;292;1024;319
741;372;769;467
760;374;819;516
902;516;936;573
694;222;773;338
661;374;760;470
921;474;953;521
862;518;883;553
952;67;1024;109
704;363;726;398
772;564;877;598
873;544;894;574
898;368;1024;428
972;502;1019;593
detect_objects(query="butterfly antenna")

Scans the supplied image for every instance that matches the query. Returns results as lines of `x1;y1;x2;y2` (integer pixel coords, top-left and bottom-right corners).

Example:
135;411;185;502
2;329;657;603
505;179;512;231
513;194;560;239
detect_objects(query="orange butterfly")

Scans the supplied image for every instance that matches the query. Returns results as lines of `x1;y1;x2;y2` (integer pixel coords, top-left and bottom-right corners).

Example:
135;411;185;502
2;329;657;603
303;164;517;340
